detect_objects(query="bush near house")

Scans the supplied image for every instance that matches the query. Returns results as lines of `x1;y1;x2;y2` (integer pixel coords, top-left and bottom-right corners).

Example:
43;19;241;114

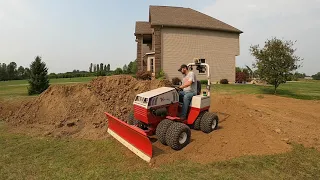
220;79;229;84
200;80;208;84
236;72;247;83
136;71;152;80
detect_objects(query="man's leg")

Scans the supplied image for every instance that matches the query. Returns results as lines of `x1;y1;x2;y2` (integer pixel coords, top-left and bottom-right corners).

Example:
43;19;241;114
180;92;194;119
178;91;185;103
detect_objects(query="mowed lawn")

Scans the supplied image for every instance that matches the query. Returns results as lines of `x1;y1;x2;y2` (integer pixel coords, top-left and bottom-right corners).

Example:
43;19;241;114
1;77;320;179
0;77;95;99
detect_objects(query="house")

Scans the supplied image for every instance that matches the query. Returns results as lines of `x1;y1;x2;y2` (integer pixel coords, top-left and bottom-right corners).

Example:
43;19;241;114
134;5;242;82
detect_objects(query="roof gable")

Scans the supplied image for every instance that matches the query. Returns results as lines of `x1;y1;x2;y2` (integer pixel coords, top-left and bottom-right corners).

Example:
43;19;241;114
149;6;242;33
135;21;152;35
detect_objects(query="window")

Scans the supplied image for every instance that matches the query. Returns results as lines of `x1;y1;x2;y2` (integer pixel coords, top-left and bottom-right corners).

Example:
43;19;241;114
198;59;206;74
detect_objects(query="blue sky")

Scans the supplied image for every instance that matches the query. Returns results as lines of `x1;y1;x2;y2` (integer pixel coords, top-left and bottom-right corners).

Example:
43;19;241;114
0;0;319;75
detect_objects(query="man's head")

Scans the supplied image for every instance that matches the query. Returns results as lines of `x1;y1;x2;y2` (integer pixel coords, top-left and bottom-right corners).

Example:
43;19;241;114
178;64;188;74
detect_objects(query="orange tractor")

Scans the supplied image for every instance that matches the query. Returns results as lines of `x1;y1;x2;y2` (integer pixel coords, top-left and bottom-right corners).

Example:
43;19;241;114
105;60;219;162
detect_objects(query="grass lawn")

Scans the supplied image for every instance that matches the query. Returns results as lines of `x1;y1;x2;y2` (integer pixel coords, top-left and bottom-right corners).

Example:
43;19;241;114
0;122;319;180
0;77;95;99
212;81;320;100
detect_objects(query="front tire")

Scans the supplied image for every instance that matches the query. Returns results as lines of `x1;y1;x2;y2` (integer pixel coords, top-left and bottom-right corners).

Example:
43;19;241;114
156;119;174;145
200;112;219;133
166;122;191;150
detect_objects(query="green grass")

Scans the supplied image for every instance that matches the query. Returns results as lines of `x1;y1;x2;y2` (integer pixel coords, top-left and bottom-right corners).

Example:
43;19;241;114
0;77;95;99
0;122;319;180
212;81;320;100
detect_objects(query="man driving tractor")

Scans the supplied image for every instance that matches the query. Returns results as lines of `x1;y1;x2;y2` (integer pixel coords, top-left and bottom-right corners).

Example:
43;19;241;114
177;64;197;120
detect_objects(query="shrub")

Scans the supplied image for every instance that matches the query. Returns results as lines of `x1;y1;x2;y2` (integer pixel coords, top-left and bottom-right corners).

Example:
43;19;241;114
236;72;247;83
200;80;208;85
172;77;181;85
156;69;165;80
220;79;229;84
136;70;152;80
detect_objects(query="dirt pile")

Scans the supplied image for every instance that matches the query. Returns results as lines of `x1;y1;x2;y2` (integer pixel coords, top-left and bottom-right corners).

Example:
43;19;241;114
89;75;173;119
6;75;173;139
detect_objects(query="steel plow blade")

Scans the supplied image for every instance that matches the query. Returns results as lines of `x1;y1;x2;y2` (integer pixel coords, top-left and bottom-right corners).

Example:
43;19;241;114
105;112;152;162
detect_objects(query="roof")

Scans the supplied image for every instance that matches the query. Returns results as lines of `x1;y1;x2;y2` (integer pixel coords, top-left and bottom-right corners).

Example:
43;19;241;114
149;6;242;33
135;21;152;35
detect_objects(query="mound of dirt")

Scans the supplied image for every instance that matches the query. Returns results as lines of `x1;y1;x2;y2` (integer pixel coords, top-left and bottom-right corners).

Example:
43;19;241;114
89;75;173;119
5;75;173;139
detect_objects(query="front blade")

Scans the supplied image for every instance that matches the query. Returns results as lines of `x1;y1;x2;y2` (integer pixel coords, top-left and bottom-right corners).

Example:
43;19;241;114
105;112;152;162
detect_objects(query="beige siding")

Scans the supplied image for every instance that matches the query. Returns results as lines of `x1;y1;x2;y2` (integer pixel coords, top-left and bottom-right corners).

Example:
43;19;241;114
162;28;240;82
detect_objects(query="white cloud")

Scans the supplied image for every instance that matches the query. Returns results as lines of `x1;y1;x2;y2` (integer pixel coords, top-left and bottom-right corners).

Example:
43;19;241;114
203;0;320;75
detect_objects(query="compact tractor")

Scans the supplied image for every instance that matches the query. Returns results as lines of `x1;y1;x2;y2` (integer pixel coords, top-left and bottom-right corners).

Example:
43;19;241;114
105;59;219;162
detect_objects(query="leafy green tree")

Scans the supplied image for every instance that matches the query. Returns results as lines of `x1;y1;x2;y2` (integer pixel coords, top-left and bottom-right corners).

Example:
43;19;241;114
100;63;103;73
114;68;123;75
123;64;128;74
250;37;302;94
7;62;17;80
312;72;320;80
0;63;8;81
93;64;97;72
28;56;50;95
106;64;110;72
96;64;100;72
89;63;93;73
235;67;242;73
17;66;25;79
104;65;107;72
24;68;30;79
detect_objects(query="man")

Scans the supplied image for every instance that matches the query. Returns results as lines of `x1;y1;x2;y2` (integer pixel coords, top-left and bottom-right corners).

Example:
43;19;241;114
177;64;197;120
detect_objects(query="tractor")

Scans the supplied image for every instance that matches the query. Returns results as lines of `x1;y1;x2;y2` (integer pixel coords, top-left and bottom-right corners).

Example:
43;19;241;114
105;59;219;162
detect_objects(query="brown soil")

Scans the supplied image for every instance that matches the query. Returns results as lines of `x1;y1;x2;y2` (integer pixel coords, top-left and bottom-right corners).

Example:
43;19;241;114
3;75;173;139
150;94;320;165
1;76;320;165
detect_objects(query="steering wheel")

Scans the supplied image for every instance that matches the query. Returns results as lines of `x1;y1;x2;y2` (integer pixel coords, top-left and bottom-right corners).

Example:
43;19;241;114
175;86;183;92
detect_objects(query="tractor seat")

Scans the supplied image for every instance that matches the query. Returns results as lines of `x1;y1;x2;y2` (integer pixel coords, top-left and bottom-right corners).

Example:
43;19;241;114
197;80;201;95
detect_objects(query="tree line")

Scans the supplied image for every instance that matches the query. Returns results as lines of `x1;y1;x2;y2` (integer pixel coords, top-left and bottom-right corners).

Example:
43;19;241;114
0;62;31;81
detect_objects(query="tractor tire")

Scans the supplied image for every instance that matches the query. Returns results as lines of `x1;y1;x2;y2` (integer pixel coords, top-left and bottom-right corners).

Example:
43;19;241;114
193;111;206;130
166;122;191;150
200;112;219;133
156;119;174;145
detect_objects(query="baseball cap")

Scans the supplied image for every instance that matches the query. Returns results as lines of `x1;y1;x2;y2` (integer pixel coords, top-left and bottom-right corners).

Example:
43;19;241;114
178;64;188;72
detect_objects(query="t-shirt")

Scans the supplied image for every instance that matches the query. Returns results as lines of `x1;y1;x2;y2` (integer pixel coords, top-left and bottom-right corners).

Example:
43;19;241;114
182;71;197;93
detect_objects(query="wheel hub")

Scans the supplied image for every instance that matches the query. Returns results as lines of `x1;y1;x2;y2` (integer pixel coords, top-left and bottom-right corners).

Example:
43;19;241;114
179;132;187;144
211;119;217;129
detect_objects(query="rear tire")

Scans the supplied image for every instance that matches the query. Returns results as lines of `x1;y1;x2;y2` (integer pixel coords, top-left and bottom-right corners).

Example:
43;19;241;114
200;112;219;133
193;111;206;130
156;119;174;145
166;122;191;150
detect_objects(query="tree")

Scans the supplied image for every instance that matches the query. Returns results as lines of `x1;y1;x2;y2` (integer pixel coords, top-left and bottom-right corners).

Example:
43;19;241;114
235;67;242;73
89;63;93;73
93;64;97;72
104;65;107;72
28;56;50;95
312;72;320;80
106;64;110;72
100;63;104;71
96;64;100;72
250;37;302;94
17;66;25;79
7;62;17;80
24;68;30;79
123;64;128;74
0;63;8;81
114;68;123;75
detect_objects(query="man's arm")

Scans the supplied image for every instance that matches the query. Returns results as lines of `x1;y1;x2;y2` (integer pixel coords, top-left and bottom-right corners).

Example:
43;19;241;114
179;80;192;89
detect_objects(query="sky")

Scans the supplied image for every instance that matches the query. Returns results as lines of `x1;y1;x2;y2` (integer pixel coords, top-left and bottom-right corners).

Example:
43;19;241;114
0;0;319;75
